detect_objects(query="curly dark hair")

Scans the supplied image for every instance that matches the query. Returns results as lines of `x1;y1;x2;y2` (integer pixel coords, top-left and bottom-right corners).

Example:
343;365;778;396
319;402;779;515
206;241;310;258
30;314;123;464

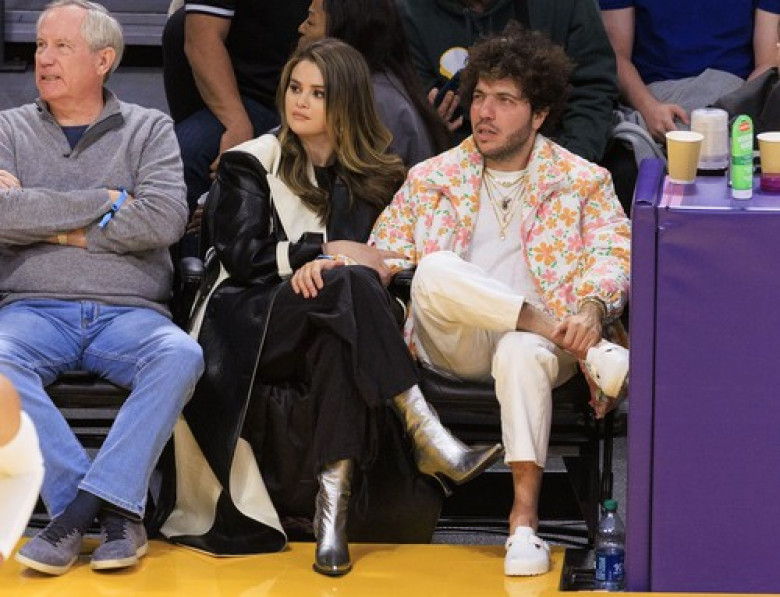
460;22;573;135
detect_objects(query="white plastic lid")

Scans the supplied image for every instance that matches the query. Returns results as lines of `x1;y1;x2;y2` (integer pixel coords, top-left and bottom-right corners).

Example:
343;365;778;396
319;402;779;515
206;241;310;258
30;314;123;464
732;188;753;200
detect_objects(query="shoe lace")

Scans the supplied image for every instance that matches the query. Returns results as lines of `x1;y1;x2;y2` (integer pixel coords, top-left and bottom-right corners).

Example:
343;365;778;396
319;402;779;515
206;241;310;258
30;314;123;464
101;513;128;542
40;521;75;546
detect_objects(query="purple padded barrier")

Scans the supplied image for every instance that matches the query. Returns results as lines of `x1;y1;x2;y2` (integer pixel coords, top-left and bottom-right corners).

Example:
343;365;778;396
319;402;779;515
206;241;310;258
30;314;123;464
626;157;665;592
631;171;780;593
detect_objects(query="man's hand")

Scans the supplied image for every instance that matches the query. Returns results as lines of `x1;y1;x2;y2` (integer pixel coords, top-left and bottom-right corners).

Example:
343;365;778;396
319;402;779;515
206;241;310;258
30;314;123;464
323;240;402;286
209;116;254;176
552;303;603;360
291;258;344;298
639;99;689;142
0;170;21;190
427;87;464;133
46;228;87;249
187;206;204;235
107;189;135;204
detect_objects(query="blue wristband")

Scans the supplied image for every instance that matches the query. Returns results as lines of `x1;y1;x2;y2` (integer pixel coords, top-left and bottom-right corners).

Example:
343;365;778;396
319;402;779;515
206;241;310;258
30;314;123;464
98;188;128;228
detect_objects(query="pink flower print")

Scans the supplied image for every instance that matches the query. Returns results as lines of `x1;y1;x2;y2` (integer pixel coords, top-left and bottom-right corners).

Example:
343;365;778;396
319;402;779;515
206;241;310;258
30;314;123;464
423;239;441;255
389;227;406;243
440;214;457;230
454;226;471;247
541;267;558;285
561;283;576;305
526;224;544;242
441;162;461;177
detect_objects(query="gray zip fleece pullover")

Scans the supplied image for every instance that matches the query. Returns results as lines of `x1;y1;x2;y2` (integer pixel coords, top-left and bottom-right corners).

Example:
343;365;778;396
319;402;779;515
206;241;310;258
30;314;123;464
0;90;187;316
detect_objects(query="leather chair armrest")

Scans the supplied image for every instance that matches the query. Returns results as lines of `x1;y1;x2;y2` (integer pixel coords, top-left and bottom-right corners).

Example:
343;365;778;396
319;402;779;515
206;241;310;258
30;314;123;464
389;267;416;304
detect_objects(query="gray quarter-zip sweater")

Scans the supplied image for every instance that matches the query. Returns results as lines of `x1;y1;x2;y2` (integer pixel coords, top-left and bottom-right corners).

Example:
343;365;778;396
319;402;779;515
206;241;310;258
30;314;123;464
0;90;187;316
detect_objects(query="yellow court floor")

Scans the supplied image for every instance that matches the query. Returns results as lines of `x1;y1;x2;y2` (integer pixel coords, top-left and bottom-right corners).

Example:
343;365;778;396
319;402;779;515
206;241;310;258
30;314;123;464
0;540;768;597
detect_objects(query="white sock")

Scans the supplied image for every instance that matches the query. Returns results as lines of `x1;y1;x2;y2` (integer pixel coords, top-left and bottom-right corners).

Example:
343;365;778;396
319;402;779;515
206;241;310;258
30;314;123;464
0;412;44;560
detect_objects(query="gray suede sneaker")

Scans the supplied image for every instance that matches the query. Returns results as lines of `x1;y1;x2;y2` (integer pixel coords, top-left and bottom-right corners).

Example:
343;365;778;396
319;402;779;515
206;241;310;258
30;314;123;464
15;521;83;575
90;513;148;571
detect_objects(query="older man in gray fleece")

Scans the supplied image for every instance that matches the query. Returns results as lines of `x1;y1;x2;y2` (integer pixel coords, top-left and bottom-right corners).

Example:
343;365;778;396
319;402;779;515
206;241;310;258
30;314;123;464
0;0;204;576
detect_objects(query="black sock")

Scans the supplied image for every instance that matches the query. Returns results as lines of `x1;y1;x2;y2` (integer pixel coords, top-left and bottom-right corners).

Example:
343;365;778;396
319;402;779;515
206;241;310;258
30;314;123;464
99;502;141;523
43;490;102;542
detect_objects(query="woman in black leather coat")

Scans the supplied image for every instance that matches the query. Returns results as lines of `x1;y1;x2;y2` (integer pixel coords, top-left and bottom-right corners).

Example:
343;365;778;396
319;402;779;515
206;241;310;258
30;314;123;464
163;39;501;577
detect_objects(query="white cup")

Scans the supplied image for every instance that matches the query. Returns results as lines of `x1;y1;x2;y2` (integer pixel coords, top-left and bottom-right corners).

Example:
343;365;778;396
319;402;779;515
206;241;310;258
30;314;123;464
690;108;728;170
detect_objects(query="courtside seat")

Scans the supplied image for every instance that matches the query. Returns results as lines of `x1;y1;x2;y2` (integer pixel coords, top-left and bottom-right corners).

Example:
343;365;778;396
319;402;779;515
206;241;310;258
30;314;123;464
390;269;619;544
46;372;128;450
419;366;616;544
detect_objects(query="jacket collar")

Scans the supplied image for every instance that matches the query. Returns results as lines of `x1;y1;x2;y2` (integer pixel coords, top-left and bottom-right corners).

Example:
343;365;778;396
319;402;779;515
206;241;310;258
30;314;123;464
234;134;326;243
35;88;123;128
35;88;124;155
450;133;567;234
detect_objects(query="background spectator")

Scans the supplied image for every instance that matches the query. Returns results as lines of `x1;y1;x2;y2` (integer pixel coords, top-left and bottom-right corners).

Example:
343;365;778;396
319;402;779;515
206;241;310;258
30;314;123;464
716;20;780;135
397;0;618;164
298;0;451;166
600;0;780;141
162;0;308;252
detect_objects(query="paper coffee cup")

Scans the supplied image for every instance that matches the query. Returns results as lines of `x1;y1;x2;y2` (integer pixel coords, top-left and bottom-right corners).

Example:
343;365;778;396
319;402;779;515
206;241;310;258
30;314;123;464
758;132;780;192
666;131;704;184
757;132;780;174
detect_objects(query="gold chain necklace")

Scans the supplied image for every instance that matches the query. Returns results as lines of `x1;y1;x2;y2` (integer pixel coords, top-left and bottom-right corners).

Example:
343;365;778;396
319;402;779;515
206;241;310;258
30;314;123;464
482;170;526;240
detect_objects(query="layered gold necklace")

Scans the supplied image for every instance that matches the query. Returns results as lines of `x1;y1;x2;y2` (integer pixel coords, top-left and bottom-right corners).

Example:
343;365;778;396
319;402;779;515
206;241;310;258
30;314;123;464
482;169;527;240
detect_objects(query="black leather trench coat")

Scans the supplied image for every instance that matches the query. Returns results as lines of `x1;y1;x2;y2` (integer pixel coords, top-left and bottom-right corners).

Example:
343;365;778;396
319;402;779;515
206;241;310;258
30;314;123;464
160;143;442;554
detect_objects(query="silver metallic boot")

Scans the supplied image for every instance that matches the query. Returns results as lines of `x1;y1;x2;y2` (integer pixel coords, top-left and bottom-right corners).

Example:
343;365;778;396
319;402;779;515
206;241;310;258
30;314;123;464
393;386;503;494
313;459;353;577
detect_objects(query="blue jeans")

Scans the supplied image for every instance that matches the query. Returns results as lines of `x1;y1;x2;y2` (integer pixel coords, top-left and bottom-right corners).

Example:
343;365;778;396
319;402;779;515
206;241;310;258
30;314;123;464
0;300;204;518
175;97;279;256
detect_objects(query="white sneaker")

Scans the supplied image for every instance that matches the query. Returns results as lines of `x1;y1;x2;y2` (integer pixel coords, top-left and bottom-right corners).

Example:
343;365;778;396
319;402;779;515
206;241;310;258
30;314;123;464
585;340;629;398
504;527;550;576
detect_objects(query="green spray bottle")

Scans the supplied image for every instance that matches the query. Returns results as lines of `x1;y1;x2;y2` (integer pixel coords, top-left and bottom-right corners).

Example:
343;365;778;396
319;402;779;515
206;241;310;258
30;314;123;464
731;115;754;199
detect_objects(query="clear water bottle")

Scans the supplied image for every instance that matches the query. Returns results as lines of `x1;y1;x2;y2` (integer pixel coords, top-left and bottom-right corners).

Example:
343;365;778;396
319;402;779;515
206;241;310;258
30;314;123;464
594;499;625;591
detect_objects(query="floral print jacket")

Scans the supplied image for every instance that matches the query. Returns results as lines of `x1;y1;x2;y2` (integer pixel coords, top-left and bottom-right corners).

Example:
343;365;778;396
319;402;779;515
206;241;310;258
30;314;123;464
370;134;631;337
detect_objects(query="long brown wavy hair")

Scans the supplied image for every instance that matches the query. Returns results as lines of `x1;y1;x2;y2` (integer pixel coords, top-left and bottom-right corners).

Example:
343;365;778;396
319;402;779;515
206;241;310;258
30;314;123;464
276;38;406;223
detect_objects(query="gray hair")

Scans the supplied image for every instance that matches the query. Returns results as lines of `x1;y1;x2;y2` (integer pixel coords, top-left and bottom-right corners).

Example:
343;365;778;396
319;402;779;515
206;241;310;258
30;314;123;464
38;1;124;79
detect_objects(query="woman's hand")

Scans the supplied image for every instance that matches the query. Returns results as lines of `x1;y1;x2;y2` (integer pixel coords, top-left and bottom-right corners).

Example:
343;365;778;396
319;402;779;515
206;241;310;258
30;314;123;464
291;257;345;298
323;240;402;286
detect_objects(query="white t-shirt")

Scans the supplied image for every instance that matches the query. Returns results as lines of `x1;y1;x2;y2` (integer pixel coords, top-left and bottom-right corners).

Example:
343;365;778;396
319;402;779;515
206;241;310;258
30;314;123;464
469;168;543;309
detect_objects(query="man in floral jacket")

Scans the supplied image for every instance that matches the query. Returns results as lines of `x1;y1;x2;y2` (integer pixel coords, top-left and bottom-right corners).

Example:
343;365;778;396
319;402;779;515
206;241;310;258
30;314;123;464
371;25;630;577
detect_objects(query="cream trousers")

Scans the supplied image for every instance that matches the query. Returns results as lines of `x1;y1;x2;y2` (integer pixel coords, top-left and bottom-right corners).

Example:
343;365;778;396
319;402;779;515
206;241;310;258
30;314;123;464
411;251;577;467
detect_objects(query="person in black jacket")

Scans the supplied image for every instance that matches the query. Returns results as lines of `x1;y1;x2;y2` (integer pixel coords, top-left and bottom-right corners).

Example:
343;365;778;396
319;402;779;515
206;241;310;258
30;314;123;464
398;0;618;163
162;38;501;577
